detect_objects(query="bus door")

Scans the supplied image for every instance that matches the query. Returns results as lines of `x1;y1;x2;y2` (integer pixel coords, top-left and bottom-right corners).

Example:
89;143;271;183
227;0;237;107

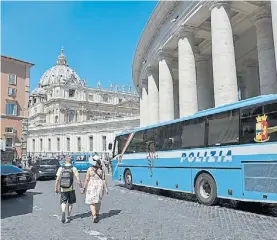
110;139;120;181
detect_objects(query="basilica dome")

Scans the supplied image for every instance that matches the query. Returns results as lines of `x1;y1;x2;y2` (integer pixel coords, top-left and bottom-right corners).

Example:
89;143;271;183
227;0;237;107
38;47;81;87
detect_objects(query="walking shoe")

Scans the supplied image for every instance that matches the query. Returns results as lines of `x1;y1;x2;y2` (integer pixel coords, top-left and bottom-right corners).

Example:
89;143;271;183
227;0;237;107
61;212;66;223
92;216;97;223
65;217;71;223
94;215;99;223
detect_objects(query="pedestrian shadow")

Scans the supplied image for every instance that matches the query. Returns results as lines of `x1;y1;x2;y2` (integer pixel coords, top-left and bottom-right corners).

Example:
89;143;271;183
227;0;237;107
99;209;121;220
72;209;121;220
1;191;42;219
71;211;91;219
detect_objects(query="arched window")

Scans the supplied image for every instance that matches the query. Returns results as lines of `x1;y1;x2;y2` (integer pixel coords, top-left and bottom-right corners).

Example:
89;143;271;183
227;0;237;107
68;111;74;123
55;115;59;123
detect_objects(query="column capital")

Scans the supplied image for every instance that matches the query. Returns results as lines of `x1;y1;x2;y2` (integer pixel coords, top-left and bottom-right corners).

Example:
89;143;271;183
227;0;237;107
157;49;173;62
207;0;230;12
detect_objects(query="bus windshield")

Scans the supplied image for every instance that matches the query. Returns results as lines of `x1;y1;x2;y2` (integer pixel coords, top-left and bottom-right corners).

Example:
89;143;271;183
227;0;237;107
113;135;127;156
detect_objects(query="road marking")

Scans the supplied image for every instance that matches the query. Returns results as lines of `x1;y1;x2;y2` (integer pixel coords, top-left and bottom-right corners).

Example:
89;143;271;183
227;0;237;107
33;206;43;211
50;214;61;221
84;230;114;240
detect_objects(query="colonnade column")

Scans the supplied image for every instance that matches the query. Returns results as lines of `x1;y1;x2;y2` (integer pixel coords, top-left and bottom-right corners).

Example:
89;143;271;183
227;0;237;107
139;79;148;127
195;54;214;111
271;0;277;71
177;27;198;117
172;69;180;119
255;6;277;94
244;60;260;98
146;66;159;125
158;49;174;122
209;2;238;106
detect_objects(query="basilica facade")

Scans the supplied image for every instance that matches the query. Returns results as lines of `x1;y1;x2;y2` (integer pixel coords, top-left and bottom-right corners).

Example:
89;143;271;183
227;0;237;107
27;48;139;158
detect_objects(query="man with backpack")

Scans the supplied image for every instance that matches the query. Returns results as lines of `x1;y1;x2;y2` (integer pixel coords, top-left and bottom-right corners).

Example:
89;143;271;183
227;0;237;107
55;155;83;223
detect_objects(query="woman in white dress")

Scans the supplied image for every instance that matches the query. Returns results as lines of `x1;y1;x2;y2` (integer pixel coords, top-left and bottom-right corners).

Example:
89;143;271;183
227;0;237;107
83;155;108;223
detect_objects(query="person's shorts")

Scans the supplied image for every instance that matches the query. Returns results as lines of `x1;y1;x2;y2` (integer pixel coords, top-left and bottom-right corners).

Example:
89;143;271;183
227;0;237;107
60;190;76;204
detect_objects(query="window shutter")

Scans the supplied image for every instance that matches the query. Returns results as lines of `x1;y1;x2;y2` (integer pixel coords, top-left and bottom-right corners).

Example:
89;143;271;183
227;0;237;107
14;104;17;116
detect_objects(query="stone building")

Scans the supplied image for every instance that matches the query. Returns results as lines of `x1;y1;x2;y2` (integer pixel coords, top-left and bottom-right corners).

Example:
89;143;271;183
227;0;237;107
27;48;139;158
1;55;34;162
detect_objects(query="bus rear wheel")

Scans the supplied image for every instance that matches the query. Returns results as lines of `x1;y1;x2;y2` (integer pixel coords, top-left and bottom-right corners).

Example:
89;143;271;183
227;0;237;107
124;169;133;190
195;173;218;206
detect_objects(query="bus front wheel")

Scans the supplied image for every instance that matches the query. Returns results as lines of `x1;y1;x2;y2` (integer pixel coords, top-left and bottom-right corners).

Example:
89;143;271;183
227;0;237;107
124;169;133;190
195;173;218;206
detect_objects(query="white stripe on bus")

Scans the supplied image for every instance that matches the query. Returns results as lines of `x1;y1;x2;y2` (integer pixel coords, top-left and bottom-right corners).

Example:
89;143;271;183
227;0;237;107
120;143;277;160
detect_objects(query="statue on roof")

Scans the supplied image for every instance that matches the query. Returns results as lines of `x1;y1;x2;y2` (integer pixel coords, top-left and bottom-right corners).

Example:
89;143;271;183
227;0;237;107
128;85;132;94
110;83;113;91
122;85;126;92
116;84;119;91
97;81;101;88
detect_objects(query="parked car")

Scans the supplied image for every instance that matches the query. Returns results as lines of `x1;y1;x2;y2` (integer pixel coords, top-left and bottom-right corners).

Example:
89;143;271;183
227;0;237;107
1;164;36;195
33;158;60;180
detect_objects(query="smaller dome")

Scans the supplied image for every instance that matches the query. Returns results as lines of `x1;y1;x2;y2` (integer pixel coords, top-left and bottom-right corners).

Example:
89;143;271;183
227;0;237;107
31;87;46;95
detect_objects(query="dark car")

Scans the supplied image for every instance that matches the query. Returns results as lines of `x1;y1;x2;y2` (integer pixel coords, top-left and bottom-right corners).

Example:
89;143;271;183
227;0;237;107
1;165;37;195
33;158;60;180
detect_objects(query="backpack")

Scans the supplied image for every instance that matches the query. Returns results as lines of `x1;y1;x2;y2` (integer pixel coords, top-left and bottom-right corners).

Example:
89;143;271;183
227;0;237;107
60;166;74;188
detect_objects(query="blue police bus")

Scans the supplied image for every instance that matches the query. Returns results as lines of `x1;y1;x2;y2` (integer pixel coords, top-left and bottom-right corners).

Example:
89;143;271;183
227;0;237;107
110;94;277;205
61;153;98;171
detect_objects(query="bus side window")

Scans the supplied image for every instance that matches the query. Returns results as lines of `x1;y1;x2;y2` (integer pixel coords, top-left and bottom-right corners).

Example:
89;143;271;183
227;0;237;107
181;118;206;149
171;123;182;150
263;102;277;142
160;125;172;151
208;110;239;146
125;131;145;153
240;105;263;144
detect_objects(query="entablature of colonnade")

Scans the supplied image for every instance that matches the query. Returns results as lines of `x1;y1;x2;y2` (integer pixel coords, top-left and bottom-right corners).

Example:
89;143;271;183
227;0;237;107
133;0;269;88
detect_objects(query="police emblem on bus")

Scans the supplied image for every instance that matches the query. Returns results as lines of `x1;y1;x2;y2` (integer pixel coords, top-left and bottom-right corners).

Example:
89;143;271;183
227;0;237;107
180;150;232;163
254;114;270;143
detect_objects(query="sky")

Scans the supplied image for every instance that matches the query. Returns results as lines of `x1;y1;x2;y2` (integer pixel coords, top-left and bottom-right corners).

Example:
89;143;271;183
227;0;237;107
1;1;157;91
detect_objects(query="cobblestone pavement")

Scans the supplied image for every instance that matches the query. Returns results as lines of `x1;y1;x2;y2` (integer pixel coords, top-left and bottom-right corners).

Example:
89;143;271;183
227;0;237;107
1;174;277;240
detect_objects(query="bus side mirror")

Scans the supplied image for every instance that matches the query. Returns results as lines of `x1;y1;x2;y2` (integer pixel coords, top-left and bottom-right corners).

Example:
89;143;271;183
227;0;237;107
108;143;113;150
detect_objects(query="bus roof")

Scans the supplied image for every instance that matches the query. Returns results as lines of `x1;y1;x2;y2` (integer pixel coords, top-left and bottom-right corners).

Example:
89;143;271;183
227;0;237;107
116;94;277;137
